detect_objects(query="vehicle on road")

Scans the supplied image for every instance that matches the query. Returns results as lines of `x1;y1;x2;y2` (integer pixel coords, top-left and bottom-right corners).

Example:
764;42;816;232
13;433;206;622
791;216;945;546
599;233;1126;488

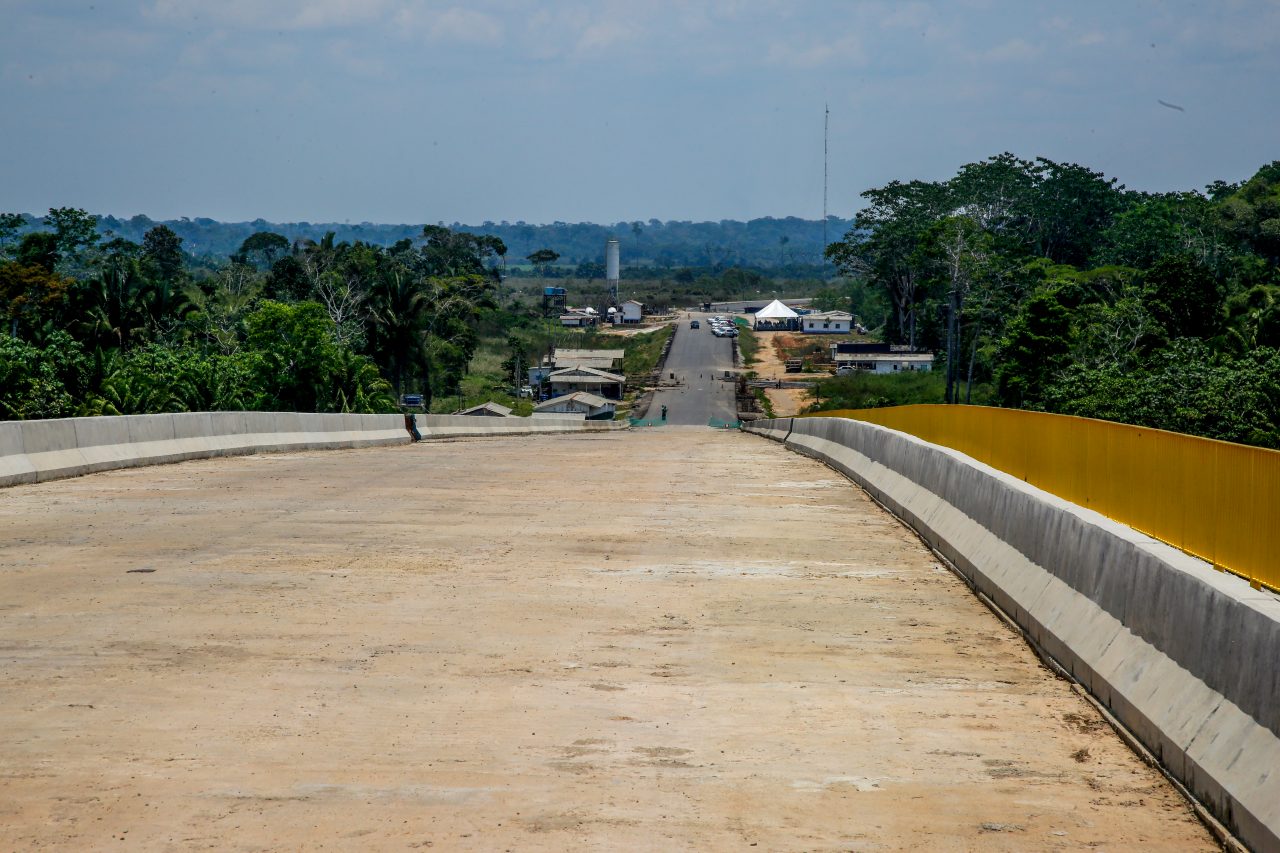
690;320;700;329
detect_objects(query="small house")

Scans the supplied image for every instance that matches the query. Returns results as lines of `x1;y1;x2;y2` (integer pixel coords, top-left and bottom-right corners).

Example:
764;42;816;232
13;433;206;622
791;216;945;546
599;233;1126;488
832;350;935;374
533;392;616;420
620;300;644;324
548;366;625;399
802;311;853;334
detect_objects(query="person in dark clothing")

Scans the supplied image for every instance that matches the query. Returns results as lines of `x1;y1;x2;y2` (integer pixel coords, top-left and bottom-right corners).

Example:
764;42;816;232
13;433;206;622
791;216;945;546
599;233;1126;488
405;412;422;442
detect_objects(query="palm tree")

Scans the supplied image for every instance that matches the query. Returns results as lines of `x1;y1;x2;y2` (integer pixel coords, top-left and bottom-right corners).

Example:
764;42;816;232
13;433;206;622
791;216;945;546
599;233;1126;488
367;265;430;397
80;257;152;351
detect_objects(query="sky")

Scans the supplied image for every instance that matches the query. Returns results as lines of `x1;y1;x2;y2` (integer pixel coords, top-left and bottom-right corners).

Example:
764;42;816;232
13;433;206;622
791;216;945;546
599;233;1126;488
2;0;1278;225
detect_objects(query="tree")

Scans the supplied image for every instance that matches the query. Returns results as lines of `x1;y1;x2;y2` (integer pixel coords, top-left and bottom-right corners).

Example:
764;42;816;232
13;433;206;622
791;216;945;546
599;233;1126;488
1045;341;1280;449
0;331;85;419
1022;158;1125;267
142;225;185;283
0;213;25;258
1143;254;1222;340
526;248;560;277
1222;284;1280;353
235;231;290;270
366;265;430;396
994;289;1071;408
15;232;60;272
827;179;951;348
419;226;504;278
948;152;1038;237
0;256;72;338
242;301;344;412
80;257;154;351
1215;161;1280;263
1095;192;1220;269
45;207;100;262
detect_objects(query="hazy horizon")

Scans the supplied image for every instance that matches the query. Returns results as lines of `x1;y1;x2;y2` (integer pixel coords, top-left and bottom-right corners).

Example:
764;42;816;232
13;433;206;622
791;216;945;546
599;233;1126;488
4;1;1278;224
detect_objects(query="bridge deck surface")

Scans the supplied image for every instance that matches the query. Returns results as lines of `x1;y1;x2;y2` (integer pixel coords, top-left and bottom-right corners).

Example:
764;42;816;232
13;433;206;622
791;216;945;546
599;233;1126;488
0;430;1211;850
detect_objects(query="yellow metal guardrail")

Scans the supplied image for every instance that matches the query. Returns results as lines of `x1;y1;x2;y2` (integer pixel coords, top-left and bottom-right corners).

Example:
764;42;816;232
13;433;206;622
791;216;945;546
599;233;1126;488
806;405;1280;593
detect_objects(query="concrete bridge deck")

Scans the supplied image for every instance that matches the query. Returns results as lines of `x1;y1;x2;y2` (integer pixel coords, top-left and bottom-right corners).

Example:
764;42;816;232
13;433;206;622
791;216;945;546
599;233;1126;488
0;430;1212;850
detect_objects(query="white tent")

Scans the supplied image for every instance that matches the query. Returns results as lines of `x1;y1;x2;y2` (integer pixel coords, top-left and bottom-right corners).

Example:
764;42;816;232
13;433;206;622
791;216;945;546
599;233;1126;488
753;299;799;329
754;299;799;320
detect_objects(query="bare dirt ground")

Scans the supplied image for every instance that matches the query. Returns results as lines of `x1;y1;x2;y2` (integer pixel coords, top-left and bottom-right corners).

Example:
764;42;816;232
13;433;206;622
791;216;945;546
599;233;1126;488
0;430;1213;851
741;324;819;417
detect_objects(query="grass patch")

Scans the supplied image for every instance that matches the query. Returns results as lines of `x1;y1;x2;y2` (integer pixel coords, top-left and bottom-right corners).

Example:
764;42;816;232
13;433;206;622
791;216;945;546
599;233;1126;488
619;325;674;380
806;371;996;412
753;387;775;418
808;371;946;412
737;326;760;366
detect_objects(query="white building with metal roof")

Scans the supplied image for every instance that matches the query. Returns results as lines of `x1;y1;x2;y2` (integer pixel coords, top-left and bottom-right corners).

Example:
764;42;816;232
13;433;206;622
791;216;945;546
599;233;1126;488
548;366;625;399
533;391;616;420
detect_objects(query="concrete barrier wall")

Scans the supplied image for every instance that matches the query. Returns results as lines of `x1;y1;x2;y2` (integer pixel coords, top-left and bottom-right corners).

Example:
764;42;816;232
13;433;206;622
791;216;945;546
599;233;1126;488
745;416;1280;852
1;412;625;489
418;414;622;440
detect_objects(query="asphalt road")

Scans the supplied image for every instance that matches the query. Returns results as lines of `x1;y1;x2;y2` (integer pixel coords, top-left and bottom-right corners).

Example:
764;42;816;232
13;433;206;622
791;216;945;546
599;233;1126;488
648;312;738;425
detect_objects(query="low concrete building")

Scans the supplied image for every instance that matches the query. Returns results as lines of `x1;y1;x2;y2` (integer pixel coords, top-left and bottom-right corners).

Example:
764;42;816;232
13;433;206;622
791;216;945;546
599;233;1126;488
833;351;935;374
559;309;599;328
455;402;513;417
802;311;853;334
548;366;625;399
533;392;616;420
620;300;644;324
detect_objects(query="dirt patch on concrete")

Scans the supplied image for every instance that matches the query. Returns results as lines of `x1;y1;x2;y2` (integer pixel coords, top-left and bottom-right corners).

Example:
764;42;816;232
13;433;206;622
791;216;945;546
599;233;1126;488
0;431;1213;850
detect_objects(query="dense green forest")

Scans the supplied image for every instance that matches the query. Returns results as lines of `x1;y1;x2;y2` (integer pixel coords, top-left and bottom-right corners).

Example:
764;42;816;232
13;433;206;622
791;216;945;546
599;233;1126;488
1;213;851;273
0;216;511;417
816;155;1280;449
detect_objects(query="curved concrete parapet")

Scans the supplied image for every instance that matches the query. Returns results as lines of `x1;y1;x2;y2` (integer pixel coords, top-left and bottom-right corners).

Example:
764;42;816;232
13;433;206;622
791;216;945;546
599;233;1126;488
0;412;410;488
418;414;624;440
745;416;1280;852
0;412;626;489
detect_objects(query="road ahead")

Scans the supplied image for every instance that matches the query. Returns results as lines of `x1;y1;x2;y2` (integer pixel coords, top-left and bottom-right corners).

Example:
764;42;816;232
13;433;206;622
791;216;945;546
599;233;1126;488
648;312;738;425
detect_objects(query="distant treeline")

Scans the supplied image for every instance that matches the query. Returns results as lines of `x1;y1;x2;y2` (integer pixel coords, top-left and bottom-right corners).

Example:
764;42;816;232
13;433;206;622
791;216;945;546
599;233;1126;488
2;213;854;272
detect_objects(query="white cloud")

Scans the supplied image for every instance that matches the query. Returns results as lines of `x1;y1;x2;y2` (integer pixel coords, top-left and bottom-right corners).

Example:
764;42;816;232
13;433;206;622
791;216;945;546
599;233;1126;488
147;0;391;31
429;8;505;45
979;37;1040;63
575;19;633;54
767;33;866;69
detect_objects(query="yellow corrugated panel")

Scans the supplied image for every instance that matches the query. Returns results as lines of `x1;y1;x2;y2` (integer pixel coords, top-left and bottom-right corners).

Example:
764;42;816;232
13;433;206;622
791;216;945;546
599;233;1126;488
804;405;1279;592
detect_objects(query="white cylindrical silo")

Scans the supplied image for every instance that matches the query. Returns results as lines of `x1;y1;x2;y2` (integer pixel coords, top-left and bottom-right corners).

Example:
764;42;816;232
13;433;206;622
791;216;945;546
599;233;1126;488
605;239;620;281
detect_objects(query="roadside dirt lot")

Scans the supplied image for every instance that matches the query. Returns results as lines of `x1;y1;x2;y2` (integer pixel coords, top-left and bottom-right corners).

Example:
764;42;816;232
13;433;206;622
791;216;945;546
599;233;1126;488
0;430;1212;850
741;324;820;417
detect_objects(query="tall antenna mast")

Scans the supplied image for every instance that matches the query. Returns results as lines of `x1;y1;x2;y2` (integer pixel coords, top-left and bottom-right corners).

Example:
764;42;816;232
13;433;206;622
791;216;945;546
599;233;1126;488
822;103;829;279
